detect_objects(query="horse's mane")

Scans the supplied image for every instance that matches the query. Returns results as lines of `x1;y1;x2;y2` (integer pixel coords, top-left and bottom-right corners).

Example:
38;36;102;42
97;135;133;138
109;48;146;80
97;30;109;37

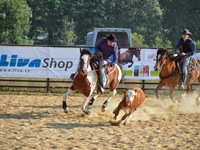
157;48;170;55
81;49;93;57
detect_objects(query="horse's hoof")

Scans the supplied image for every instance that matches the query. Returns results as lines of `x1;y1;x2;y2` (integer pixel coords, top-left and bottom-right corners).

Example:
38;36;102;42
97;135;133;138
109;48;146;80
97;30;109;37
63;108;69;113
109;120;120;126
101;107;105;112
102;101;108;112
101;105;106;112
123;121;129;126
82;109;91;115
113;108;117;114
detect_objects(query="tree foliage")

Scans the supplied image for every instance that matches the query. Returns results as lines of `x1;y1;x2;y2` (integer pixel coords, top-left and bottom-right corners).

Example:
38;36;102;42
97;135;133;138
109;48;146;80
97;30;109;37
0;0;200;48
0;0;32;44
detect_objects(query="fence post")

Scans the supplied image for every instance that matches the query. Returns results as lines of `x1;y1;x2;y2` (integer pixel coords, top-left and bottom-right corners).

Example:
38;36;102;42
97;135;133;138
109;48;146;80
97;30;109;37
142;80;145;91
46;78;50;92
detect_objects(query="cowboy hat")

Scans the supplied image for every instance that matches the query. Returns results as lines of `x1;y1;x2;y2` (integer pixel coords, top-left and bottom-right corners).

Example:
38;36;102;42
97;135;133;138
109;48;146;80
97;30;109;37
180;29;192;35
107;34;117;42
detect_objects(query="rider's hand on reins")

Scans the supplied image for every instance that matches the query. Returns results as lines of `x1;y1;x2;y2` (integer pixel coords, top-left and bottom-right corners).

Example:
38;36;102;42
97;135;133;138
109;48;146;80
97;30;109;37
181;52;186;56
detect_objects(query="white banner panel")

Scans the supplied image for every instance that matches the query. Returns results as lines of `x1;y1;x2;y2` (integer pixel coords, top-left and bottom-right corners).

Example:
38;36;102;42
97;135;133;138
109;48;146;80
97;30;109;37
0;46;160;79
120;48;159;80
0;46;80;78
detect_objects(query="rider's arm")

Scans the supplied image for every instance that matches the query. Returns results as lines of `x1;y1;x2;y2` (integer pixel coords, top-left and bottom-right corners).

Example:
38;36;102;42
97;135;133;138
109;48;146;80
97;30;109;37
185;40;196;57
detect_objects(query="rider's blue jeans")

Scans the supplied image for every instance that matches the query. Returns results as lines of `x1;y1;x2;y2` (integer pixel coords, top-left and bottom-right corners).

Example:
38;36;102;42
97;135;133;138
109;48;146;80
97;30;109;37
182;56;191;83
93;56;106;87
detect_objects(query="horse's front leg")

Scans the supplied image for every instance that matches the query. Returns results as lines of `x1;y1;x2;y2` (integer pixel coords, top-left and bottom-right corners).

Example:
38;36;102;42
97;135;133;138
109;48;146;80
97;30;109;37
169;86;175;102
101;89;117;112
63;87;74;113
186;83;192;94
128;60;134;68
81;96;91;115
155;81;164;99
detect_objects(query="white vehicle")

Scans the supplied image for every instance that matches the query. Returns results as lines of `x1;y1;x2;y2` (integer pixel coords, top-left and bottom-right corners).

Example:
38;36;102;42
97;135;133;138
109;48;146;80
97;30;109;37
86;27;132;48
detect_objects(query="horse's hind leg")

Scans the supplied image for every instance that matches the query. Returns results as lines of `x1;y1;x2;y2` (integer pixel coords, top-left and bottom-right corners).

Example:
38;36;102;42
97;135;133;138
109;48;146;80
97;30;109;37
101;89;117;112
63;87;74;113
196;78;200;105
88;93;101;110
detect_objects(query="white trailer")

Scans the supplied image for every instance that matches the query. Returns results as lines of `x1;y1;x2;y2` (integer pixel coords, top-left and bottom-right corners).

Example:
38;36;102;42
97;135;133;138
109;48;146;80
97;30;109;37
86;27;132;48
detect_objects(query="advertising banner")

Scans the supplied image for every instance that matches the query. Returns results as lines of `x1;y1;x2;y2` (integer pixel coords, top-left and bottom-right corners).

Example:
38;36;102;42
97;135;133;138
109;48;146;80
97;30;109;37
119;48;159;80
0;45;160;79
0;46;79;78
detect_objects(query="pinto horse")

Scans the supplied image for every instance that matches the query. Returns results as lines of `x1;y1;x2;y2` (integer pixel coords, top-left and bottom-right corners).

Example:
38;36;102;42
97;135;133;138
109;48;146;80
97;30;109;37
154;48;183;101
62;48;122;114
119;48;141;68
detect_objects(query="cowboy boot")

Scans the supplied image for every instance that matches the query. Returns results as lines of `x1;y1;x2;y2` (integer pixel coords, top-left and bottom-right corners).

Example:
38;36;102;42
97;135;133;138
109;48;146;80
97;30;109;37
70;73;76;80
179;82;184;90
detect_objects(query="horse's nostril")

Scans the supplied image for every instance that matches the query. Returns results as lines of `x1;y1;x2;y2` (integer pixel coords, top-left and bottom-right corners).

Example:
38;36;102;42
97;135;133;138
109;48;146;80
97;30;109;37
138;59;141;61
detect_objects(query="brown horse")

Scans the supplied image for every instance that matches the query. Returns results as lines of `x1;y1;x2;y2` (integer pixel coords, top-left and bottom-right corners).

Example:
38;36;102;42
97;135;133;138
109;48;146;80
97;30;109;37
119;48;141;68
154;48;183;101
62;48;122;114
185;57;200;105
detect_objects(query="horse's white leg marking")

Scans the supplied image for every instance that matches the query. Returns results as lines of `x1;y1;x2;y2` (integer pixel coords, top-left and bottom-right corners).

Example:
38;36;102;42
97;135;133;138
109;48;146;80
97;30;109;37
62;88;74;113
107;89;117;103
81;96;89;111
63;88;73;102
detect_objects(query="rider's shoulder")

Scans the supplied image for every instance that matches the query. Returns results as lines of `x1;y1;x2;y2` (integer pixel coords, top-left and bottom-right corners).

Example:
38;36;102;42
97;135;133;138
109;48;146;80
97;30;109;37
187;37;194;43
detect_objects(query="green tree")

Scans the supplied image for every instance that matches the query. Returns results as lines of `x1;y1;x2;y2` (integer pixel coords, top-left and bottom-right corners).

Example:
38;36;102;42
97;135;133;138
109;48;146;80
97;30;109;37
72;0;105;44
27;0;76;45
0;0;32;44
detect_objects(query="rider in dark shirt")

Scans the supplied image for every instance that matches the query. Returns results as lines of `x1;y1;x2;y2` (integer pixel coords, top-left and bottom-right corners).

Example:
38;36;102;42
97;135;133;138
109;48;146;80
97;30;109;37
174;29;196;89
94;34;119;93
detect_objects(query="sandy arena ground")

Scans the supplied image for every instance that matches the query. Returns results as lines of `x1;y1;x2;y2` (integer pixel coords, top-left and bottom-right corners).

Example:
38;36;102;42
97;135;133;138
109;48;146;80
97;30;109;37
0;92;200;150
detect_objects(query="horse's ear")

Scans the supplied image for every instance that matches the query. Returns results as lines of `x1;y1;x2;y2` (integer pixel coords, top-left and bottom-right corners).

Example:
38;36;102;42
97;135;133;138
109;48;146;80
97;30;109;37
121;90;126;94
134;89;138;95
80;48;83;53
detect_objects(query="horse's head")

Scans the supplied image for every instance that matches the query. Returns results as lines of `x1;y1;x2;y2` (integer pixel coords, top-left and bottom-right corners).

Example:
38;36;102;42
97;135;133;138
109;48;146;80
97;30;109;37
154;48;171;71
135;48;141;61
79;48;93;75
129;48;141;61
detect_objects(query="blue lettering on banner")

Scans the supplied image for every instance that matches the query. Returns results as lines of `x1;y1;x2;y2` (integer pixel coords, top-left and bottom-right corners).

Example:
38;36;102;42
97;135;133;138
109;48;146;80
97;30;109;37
0;54;73;71
0;54;41;67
